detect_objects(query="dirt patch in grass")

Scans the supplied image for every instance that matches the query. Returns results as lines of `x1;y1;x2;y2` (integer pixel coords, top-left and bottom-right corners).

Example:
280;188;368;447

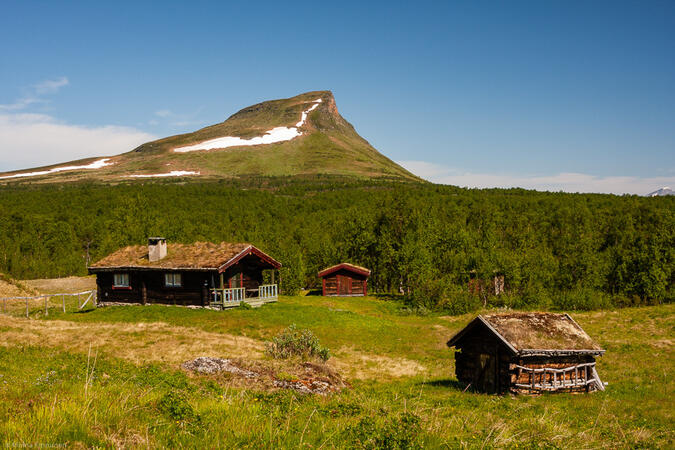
0;274;37;297
23;276;96;294
0;315;425;380
0;315;265;365
331;347;427;379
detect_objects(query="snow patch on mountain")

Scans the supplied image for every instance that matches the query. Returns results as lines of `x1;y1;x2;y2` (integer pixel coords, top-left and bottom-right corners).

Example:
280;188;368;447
0;158;111;180
647;187;674;197
173;99;322;153
125;170;200;178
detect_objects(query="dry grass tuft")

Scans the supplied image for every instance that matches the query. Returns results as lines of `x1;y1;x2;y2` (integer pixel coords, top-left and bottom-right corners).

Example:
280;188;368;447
0;274;37;297
23;276;96;294
0;314;421;380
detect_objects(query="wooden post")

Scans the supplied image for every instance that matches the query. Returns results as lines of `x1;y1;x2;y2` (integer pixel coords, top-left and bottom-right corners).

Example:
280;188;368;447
62;295;66;313
77;293;81;309
142;281;147;306
44;296;48;316
25;299;28;318
219;272;224;289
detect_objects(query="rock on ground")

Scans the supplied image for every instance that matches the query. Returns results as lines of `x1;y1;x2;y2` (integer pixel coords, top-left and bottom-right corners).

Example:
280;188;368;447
181;357;258;378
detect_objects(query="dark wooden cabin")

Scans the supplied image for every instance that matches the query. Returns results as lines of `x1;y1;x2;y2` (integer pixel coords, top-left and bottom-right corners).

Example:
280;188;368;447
447;313;605;394
318;263;371;296
88;238;281;308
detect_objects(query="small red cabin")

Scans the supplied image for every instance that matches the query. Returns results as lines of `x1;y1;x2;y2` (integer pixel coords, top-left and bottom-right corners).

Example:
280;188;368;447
318;263;371;296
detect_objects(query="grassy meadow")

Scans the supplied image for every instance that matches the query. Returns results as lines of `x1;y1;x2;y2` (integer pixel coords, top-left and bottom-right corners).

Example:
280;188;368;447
0;295;672;448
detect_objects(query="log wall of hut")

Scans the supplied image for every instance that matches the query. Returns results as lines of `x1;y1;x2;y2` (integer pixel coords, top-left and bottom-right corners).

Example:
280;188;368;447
321;269;368;296
453;325;512;394
96;270;211;306
509;355;596;394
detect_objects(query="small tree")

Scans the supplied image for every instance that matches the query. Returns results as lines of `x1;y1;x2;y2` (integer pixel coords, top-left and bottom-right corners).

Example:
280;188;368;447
265;324;330;362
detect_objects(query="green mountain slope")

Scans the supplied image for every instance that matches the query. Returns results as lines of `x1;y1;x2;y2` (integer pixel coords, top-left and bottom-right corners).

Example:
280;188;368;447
0;91;420;183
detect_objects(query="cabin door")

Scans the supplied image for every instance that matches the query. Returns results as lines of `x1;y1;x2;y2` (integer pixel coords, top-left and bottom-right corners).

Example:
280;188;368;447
477;353;497;393
229;272;242;288
338;275;350;296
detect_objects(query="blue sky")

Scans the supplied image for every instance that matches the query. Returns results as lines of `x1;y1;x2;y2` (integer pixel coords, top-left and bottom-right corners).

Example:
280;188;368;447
1;1;674;193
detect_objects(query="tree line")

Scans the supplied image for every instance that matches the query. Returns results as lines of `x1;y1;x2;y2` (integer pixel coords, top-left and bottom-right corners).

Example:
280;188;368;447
0;177;672;313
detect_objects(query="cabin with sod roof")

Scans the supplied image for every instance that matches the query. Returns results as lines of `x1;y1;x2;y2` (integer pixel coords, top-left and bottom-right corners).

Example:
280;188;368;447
88;238;281;308
318;263;371;296
447;312;606;394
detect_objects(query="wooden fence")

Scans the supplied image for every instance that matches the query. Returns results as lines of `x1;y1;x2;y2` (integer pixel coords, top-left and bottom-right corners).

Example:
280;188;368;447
0;290;96;318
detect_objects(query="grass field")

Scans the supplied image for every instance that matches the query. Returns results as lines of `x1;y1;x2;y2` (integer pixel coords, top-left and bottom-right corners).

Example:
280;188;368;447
0;295;672;448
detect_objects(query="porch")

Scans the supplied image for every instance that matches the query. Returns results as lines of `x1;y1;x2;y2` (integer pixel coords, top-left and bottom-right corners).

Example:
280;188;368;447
210;284;278;309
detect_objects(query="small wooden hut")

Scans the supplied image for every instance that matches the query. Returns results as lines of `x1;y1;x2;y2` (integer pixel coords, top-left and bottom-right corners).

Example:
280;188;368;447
318;263;370;296
89;238;281;308
447;312;605;394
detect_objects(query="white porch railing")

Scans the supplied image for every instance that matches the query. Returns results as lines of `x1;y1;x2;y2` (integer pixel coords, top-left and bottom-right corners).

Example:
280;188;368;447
211;287;245;305
258;284;278;300
210;284;277;308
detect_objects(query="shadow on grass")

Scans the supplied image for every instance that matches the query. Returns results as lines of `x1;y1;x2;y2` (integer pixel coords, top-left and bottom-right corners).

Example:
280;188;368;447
304;289;323;296
374;293;406;302
420;379;467;390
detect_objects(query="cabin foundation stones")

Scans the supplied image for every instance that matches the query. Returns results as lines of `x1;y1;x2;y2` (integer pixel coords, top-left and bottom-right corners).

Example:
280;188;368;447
447;312;606;395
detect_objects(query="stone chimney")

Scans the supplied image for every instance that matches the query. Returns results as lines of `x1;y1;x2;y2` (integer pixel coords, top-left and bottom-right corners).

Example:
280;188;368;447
148;237;167;262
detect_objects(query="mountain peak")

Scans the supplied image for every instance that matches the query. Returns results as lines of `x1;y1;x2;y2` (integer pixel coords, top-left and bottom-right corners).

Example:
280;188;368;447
646;187;674;197
0;91;419;183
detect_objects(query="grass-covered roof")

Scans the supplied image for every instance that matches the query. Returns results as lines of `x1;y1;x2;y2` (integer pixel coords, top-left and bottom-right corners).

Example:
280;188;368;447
448;312;604;355
89;242;280;272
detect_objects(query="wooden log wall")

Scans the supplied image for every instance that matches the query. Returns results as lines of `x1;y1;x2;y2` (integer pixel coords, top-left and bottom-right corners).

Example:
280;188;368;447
96;271;211;306
454;328;511;394
323;275;338;296
509;355;596;394
321;269;367;296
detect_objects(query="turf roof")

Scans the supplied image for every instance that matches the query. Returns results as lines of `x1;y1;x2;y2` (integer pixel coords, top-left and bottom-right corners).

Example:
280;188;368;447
89;242;280;271
448;312;604;355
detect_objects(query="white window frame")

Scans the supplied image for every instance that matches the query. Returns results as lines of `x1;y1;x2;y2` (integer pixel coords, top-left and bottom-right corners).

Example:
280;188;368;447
113;273;129;288
164;272;182;288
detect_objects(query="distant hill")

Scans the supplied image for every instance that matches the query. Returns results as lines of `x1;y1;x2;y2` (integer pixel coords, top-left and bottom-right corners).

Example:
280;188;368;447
0;91;420;184
646;187;674;197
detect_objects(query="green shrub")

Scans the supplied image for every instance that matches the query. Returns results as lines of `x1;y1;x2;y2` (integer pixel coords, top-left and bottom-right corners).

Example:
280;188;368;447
552;287;613;311
319;401;363;418
408;279;481;315
265;324;330;362
158;391;200;426
347;412;422;449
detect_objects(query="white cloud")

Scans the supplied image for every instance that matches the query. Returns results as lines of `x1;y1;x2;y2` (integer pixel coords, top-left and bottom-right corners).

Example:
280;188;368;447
33;77;69;95
0;97;43;111
155;109;172;118
0;113;156;172
0;77;69;111
397;160;675;196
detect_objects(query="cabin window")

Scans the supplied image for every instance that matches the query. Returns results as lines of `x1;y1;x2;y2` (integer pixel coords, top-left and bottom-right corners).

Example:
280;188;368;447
113;273;129;288
165;273;182;287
